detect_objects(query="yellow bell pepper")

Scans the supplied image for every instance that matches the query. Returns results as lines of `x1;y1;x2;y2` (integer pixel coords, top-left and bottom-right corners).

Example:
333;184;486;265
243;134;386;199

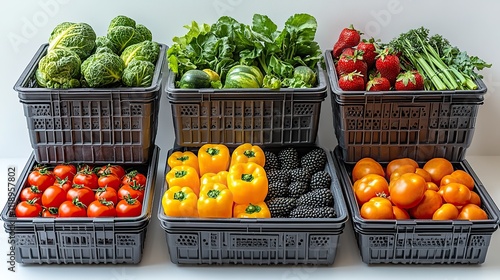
162;186;198;217
197;182;233;218
167;151;200;176
233;202;271;218
198;144;230;176
227;162;268;205
230;143;265;168
200;171;228;190
165;165;200;195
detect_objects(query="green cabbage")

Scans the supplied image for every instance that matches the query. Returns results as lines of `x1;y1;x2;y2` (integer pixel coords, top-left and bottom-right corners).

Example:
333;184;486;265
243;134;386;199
95;36;119;54
48;22;96;60
108;15;136;32
120;40;160;67
36;48;81;89
81;52;124;87
122;59;155;87
106;15;152;54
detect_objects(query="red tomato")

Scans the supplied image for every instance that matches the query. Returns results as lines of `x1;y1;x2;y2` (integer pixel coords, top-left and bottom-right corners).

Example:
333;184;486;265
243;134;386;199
58;199;87;217
20;186;42;201
118;182;145;203
87;200;116;217
122;170;147;187
15;200;42;217
41;185;67;208
67;185;95;206
41;207;59;218
53;177;73;193
52;164;77;182
27;167;55;192
73;167;98;189
98;164;126;180
95;187;118;205
116;196;142;217
97;173;122;191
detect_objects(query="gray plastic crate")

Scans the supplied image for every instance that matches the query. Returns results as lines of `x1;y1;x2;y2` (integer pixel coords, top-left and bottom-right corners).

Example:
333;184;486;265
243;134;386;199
332;147;500;264
166;65;328;147
158;146;348;265
325;50;487;163
14;44;167;164
1;146;160;264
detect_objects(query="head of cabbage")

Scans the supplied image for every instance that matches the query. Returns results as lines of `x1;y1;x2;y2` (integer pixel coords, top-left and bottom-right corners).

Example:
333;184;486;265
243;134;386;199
106;15;153;54
81;52;125;87
36;48;81;89
122;59;155;87
48;22;96;60
120;40;160;67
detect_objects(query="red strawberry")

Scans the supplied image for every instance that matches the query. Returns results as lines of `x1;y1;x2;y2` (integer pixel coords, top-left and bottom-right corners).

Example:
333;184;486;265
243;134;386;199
339;47;355;58
333;24;362;58
336;50;367;79
366;77;391;91
375;48;401;85
356;38;378;69
394;70;424;91
338;71;365;91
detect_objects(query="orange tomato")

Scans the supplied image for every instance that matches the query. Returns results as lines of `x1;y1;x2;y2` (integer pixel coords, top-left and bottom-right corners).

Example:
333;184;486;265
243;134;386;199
426;182;440;192
386;158;419;180
389;164;416;182
352;158;385;182
423;158;454;185
469;191;481;207
353;174;389;205
409;190;443;219
440;170;474;190
457;204;488;220
415;168;432;182
440;182;471;207
392;206;410;219
360;197;394;219
432;203;459;220
389;173;426;209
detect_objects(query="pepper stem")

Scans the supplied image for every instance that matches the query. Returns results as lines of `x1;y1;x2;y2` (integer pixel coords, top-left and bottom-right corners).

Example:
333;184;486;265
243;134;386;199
206;148;220;156
177;155;189;162
241;174;254;182
174;170;187;178
245;204;262;214
207;189;220;198
174;191;186;201
243;150;256;158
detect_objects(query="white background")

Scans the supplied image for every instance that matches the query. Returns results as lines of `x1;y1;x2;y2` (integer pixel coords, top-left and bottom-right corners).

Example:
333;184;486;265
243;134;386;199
1;0;500;279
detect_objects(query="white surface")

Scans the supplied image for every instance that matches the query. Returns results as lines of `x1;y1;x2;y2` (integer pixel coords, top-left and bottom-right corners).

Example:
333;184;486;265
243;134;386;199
1;0;500;279
0;0;500;157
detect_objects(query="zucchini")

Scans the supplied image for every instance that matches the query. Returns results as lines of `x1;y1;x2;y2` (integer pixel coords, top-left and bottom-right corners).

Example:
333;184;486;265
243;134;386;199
179;69;211;89
224;65;264;88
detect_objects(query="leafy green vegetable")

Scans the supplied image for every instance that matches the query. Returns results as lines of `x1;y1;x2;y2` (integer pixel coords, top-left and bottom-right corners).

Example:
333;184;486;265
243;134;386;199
167;13;323;89
81;52;124;87
136;24;153;41
106;15;152;54
95;36;119;54
48;22;96;60
108;15;136;32
36;48;81;89
120;40;160;67
389;27;491;90
122;59;155;87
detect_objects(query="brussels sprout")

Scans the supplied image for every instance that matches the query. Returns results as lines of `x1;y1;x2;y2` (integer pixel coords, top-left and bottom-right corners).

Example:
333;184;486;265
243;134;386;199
95;36;119;54
107;15;136;33
122;59;155;87
81;52;125;87
120;40;160;67
107;26;145;54
48;22;96;60
36;48;81;89
136;24;152;41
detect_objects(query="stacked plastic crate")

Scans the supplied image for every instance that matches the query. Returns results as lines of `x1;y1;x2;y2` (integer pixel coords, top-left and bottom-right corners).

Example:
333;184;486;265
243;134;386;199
157;54;350;265
325;49;500;265
0;43;167;264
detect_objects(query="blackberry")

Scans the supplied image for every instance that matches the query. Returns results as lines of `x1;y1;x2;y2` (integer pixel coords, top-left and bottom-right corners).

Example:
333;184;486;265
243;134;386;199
310;171;332;190
297;188;334;207
266;169;290;185
266;197;296;218
266;181;289;200
300;148;327;174
278;147;299;170
288;181;309;199
290;206;337;218
289;168;312;183
264;151;281;171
